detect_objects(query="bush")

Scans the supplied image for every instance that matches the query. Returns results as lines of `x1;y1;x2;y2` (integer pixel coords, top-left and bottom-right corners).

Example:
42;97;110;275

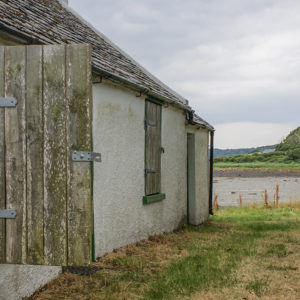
287;147;300;161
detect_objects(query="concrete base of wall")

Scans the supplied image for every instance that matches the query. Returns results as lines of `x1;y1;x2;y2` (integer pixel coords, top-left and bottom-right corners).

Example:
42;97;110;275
0;265;61;300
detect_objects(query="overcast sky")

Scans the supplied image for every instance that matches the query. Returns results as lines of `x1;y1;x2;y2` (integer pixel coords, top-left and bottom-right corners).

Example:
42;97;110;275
70;0;299;149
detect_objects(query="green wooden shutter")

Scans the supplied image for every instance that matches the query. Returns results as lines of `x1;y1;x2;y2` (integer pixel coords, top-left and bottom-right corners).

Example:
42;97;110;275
145;100;161;195
0;44;93;266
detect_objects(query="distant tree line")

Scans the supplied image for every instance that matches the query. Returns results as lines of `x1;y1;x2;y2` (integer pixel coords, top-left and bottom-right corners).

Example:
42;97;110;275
214;145;276;158
214;127;300;164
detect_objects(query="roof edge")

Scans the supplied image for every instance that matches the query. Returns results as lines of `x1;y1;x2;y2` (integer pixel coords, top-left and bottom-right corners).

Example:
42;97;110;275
189;111;215;131
93;68;193;113
96;69;214;131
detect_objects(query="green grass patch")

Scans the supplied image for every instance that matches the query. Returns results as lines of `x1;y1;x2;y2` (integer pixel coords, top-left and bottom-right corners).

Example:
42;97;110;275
267;264;298;271
265;243;288;258
246;278;268;297
144;207;300;299
29;205;300;300
144;233;245;299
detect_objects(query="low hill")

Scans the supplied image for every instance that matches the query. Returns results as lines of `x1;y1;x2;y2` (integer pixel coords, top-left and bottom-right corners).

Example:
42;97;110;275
214;126;300;167
214;145;276;158
276;127;300;152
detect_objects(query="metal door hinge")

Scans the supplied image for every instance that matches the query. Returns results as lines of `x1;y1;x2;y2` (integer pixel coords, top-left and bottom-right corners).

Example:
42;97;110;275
72;151;101;162
145;168;156;176
0;97;18;107
0;210;17;219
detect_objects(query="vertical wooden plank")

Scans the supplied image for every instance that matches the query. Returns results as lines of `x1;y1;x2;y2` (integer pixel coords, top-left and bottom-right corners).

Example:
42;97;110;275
26;45;44;265
5;46;27;264
146;101;154;194
43;45;67;266
155;104;161;193
0;47;5;263
66;44;92;266
145;100;161;195
145;101;153;194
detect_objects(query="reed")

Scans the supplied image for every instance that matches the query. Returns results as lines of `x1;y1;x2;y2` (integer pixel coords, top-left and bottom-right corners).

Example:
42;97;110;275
275;184;279;207
238;194;242;207
264;189;268;207
213;194;219;210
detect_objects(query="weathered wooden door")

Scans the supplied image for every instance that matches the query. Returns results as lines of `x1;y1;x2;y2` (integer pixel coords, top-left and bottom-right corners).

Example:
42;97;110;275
0;44;93;266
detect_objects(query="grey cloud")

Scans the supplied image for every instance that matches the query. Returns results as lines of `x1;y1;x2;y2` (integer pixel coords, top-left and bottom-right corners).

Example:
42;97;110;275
70;0;300;128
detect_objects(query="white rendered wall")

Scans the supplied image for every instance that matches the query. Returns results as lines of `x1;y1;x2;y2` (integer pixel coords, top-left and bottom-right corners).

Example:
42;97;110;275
93;81;188;256
160;105;187;231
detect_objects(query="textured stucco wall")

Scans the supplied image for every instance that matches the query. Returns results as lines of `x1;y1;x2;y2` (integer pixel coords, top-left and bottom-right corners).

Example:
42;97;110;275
160;105;188;230
93;81;188;256
93;81;145;256
0;265;61;300
187;127;210;225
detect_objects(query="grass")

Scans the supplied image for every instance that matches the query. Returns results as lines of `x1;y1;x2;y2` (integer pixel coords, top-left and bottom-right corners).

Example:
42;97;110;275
27;204;300;300
245;278;267;297
214;161;300;169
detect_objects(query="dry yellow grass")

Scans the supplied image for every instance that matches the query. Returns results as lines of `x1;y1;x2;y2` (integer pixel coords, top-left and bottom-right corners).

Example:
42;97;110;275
27;204;300;300
189;237;300;300
187;214;300;300
27;232;191;300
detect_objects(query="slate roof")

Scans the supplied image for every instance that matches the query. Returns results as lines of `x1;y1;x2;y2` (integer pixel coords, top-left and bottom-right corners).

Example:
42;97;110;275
0;0;214;130
193;115;214;131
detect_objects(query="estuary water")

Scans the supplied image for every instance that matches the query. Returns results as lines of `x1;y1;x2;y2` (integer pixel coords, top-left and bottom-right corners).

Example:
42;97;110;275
213;176;300;207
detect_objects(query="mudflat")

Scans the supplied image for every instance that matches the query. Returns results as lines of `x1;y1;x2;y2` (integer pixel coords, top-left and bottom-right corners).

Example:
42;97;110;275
214;176;300;206
214;168;300;178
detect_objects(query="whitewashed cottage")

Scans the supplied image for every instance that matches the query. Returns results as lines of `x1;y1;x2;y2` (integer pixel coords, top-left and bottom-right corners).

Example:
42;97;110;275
0;0;214;298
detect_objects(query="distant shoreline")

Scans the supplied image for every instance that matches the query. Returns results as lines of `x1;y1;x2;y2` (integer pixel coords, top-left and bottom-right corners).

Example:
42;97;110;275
214;168;300;178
